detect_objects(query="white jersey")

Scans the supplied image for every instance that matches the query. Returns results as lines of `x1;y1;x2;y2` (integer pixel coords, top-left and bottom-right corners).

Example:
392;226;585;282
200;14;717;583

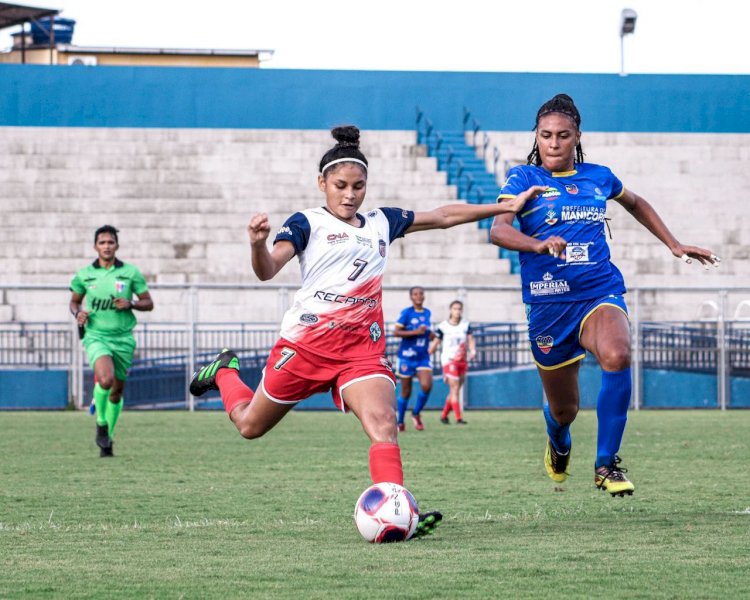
273;206;414;360
434;319;472;366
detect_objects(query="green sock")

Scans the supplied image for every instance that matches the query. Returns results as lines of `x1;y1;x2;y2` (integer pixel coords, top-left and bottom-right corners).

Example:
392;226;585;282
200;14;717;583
93;383;110;427
106;399;123;436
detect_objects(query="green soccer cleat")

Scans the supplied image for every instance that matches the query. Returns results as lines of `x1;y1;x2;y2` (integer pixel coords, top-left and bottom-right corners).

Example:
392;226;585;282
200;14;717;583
595;456;635;497
413;511;442;539
544;439;571;483
189;349;240;397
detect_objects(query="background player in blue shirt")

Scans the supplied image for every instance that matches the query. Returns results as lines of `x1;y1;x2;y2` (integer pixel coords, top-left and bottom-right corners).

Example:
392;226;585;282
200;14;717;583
393;287;433;431
491;94;720;496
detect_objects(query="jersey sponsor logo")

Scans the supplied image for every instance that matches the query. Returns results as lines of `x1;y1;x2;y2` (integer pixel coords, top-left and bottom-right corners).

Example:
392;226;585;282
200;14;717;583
565;184;579;195
593;187;607;202
277;226;293;236
368;210;378;217
115;281;125;293
379;239;386;257
90;296;120;311
299;313;319;325
380;357;393;372
566;243;591;263
560;205;606;222
355;235;372;248
535;335;554;354
544;208;558;225
530;273;570;296
327;232;349;245
369;321;382;342
313;290;378;309
541;187;561;198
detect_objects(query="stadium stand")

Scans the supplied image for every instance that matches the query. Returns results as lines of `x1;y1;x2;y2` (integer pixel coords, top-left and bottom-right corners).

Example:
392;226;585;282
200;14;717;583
1;127;749;324
0;127;522;324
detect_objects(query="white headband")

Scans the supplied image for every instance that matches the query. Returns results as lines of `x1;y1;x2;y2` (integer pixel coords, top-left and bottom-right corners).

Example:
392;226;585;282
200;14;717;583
320;157;368;175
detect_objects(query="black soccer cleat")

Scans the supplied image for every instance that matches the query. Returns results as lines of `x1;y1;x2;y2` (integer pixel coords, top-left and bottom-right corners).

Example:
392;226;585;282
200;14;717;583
189;348;240;397
100;441;114;458
413;511;443;539
95;423;110;449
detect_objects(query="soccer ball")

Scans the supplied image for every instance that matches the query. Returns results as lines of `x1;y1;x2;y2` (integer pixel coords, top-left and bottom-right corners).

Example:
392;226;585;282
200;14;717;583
354;482;419;543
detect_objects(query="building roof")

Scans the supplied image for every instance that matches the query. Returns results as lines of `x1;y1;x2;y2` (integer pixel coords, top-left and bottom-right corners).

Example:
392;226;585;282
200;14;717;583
0;1;59;30
55;44;274;58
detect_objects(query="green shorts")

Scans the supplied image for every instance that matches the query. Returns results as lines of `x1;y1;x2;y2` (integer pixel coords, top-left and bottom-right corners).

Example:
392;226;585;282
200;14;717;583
82;331;136;381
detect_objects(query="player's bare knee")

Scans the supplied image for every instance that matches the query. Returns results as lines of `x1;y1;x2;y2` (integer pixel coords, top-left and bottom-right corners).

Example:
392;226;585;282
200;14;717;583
550;404;577;425
599;346;631;371
97;374;114;389
237;422;266;440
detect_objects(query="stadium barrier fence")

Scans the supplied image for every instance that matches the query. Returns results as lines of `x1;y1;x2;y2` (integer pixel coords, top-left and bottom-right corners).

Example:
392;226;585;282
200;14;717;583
1;284;748;410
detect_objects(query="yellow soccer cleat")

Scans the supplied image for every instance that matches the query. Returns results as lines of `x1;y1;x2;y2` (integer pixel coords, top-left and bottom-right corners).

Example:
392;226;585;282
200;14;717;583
595;456;635;497
544;440;571;483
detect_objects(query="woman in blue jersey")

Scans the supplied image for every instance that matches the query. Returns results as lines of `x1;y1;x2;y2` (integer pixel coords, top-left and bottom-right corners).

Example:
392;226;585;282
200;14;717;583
490;94;720;496
393;286;434;432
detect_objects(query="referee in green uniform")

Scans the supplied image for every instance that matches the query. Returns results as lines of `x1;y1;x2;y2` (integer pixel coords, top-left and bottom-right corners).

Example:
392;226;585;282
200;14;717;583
69;225;153;457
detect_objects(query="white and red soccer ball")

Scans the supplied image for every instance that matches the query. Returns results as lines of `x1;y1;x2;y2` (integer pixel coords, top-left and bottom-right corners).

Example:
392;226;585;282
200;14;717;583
354;482;419;543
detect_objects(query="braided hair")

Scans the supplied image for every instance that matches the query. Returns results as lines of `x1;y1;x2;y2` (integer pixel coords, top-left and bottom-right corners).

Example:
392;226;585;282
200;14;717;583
526;94;585;167
319;125;369;177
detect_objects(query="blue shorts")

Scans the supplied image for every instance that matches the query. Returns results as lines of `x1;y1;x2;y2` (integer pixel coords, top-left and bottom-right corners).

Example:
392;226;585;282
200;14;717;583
396;354;432;378
526;295;628;370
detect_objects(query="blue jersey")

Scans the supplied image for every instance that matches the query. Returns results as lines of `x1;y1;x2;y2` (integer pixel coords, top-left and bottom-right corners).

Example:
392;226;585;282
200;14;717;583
395;306;432;359
498;163;627;304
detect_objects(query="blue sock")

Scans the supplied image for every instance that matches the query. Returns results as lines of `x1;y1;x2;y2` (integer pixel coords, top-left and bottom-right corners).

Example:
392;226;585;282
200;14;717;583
595;368;632;468
544;403;571;454
413;390;430;416
397;396;408;425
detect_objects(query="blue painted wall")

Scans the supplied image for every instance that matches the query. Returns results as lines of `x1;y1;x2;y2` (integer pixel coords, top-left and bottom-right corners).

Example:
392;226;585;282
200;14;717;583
0;370;68;409
1;65;748;132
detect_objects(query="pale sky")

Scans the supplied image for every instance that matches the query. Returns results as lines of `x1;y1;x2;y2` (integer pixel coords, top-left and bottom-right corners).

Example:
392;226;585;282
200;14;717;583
2;0;748;75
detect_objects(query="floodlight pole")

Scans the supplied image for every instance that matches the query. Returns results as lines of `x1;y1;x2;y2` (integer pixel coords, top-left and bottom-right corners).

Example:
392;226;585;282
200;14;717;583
619;8;637;77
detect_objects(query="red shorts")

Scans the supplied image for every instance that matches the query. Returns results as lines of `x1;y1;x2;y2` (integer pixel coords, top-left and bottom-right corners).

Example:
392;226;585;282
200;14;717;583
261;339;396;411
442;360;468;380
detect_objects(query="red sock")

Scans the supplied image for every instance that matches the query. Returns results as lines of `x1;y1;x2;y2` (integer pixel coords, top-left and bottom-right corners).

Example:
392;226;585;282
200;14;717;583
369;442;403;485
441;397;451;419
216;368;254;415
452;400;462;420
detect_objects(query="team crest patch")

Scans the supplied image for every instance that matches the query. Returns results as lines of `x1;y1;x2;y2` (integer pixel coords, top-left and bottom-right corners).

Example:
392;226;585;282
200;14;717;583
115;281;125;293
379;239;386;258
565;184;579;195
369;321;382;342
535;335;554;354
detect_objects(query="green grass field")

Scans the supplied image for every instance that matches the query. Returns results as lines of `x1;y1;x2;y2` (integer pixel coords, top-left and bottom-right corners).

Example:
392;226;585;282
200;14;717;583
2;409;749;599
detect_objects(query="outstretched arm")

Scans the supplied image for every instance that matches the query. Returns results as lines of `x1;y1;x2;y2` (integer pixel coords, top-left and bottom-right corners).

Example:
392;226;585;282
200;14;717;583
248;213;296;281
406;186;547;233
614;190;720;268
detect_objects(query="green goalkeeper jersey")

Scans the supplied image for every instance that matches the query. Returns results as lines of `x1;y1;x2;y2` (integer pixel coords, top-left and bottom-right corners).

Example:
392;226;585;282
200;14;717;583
70;259;149;336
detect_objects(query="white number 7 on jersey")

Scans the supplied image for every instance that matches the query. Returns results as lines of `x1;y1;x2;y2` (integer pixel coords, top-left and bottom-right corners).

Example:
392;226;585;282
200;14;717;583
274;347;296;370
348;259;368;281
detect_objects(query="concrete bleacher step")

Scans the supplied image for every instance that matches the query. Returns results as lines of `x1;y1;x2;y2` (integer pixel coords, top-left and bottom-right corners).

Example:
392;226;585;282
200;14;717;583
3;126;748;324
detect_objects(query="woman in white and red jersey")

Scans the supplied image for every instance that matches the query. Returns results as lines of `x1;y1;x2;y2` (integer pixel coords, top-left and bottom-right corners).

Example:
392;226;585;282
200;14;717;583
430;300;475;425
190;126;543;538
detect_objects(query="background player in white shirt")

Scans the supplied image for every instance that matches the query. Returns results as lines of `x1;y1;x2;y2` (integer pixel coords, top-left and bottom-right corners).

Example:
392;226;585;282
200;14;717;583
191;125;543;538
429;300;475;425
